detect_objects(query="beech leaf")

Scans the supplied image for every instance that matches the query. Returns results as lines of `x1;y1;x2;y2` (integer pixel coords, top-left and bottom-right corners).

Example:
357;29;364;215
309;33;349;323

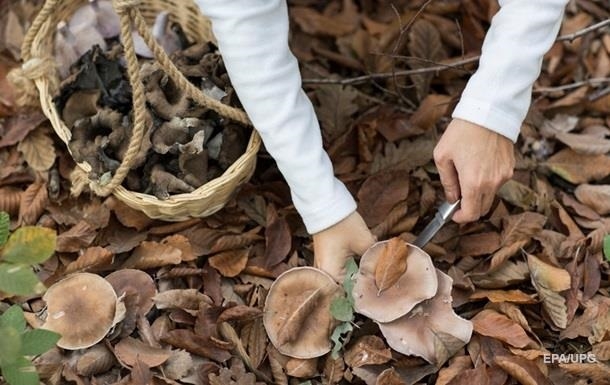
374;237;410;294
17;128;56;171
315;85;359;142
277;287;322;346
209;248;250;277
527;253;570;328
2;226;56;264
17;180;48;226
574;184;610;215
471;309;534;348
494;355;552;385
544;149;610;184
555;131;610;155
344;336;392;368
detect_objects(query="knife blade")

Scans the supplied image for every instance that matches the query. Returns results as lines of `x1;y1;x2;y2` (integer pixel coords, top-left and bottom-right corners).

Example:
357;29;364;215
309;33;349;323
412;200;460;249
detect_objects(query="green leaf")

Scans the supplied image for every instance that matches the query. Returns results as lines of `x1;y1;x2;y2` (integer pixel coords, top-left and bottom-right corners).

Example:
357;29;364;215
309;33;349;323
0;326;22;365
604;235;610;262
343;257;358;305
0;211;9;247
1;356;39;385
0;264;45;296
2;227;56;265
330;322;353;359
20;329;60;356
330;297;353;322
0;305;26;332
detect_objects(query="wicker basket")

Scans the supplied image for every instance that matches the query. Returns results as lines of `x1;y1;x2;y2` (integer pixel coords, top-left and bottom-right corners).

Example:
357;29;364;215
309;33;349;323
13;0;261;221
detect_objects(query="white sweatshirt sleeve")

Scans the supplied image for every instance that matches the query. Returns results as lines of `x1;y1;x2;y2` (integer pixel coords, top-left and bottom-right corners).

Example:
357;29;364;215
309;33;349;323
194;0;356;234
452;0;569;142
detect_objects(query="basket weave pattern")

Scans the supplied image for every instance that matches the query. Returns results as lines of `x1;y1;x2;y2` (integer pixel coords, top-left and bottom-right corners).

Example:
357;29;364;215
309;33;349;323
13;0;261;221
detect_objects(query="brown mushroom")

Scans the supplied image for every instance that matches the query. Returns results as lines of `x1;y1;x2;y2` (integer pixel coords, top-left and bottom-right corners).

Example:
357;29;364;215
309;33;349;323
353;240;438;323
377;269;473;364
263;267;342;359
42;273;121;350
150;164;195;200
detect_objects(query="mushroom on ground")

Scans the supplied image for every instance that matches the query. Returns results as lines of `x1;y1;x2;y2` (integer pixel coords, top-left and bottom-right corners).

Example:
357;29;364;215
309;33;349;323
377;269;473;365
263;267;342;359
105;269;157;317
353;240;438;323
42;273;122;350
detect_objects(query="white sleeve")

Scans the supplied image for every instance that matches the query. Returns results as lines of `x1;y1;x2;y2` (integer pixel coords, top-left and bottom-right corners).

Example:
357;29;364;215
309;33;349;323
194;0;356;234
452;0;569;142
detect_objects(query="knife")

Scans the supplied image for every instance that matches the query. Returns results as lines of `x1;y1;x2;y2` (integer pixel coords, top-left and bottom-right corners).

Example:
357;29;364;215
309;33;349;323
412;200;460;248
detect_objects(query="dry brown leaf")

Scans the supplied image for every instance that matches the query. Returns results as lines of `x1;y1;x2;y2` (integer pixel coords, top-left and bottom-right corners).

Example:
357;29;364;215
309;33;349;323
0;110;47;148
322;356;345;385
277;287;322;346
264;205;291;268
527;253;570;328
469;289;536;304
241;318;268;370
153;289;211;313
56;220;97;252
371;136;434;173
314;84;359;142
544;149;610;184
161;330;232;363
122;241;183;270
445;364;491;385
290;1;359;37
583;251;601;301
458;232;501;257
497;180;540;211
357;170;410;227
435;356;472;385
555;131;610;155
74;344;115;377
162;349;193;380
574;184;610;215
114;337;171;368
488;302;535;335
494;355;551;385
267;346;289;385
0;186;22;216
210;227;263;255
469;260;530;289
104;196;153;231
17;127;56;171
285;357;318;378
488;240;529;273
558;362;610;385
592;341;610;361
161;234;196;261
501;212;546;246
218;305;261;324
376;368;406;385
374;237;410;293
344;335;392;368
209;248;250;277
64;246;114;274
18;179;48;226
409;94;451;131
408;20;445;100
471;309;534;348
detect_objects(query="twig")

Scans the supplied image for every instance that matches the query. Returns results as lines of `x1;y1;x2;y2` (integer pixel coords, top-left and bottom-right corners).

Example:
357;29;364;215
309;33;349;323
532;77;610;93
303;56;479;85
303;19;610;86
556;19;610;42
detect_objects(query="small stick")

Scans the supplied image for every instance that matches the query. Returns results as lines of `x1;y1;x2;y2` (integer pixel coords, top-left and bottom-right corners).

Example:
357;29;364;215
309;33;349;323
556;19;610;42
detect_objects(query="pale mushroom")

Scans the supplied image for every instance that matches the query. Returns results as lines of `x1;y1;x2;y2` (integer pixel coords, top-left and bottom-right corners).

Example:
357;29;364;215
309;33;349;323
353;240;438;323
377;269;473;364
105;269;157;317
42;273;120;350
263;267;342;359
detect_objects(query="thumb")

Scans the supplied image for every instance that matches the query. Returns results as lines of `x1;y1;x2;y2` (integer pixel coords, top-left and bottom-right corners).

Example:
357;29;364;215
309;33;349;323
435;152;461;203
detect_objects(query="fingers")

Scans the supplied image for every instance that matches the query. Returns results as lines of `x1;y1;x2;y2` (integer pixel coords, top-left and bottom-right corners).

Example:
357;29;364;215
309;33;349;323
433;146;461;203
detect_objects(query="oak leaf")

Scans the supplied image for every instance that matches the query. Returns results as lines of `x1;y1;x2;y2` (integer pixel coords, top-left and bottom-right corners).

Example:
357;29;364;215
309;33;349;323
374;237;410;294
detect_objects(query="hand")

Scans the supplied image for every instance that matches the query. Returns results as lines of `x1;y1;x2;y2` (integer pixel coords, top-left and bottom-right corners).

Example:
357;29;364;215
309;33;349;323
433;118;515;223
312;211;376;282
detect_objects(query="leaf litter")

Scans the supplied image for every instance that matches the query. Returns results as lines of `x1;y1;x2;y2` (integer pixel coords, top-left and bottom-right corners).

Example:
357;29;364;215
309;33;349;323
0;0;610;384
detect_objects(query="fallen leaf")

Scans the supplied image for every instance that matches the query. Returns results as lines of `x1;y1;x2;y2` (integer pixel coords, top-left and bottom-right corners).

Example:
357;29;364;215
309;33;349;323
64;246;113;274
315;84;359;142
555;131;610;155
408;20;445;100
0;111;47;148
445;364;490;385
264;205;291;268
458;232;501;257
357;170;410;227
153;289;211;313
122;241;183;269
435;355;472;385
291;1;359;37
487;240;529;273
494;355;551;385
55;220;97;252
344;335;392;368
322;356;345;385
592;341;610;361
558;362;610;385
501;212;546;246
161;234;196;262
18;179;48;226
497;180;540;211
285;357;318;378
161;330;231;363
374;237;410;294
17;127;56;171
469;260;530;289
114;337;171;368
471;309;534;348
409;94;451;131
376;367;406;385
209;248;250;277
469;289;536;304
75;344;116;376
104;197;154;231
544;149;610;184
371;136;434;173
277;287;322;346
527;253;570;328
574;184;610;215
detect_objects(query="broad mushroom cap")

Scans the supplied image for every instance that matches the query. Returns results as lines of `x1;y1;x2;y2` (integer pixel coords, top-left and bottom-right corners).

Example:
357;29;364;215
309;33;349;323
378;269;473;364
105;269;157;317
42;273;119;350
353;241;438;322
264;267;342;359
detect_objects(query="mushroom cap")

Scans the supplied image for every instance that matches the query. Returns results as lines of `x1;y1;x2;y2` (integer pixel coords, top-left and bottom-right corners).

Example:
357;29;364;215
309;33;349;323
353;241;438;322
105;269;157;317
42;273;118;350
378;269;473;364
263;267;342;359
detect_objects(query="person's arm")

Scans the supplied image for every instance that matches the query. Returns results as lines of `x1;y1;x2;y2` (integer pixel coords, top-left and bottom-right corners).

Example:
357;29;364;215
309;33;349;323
434;0;569;222
194;0;375;280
